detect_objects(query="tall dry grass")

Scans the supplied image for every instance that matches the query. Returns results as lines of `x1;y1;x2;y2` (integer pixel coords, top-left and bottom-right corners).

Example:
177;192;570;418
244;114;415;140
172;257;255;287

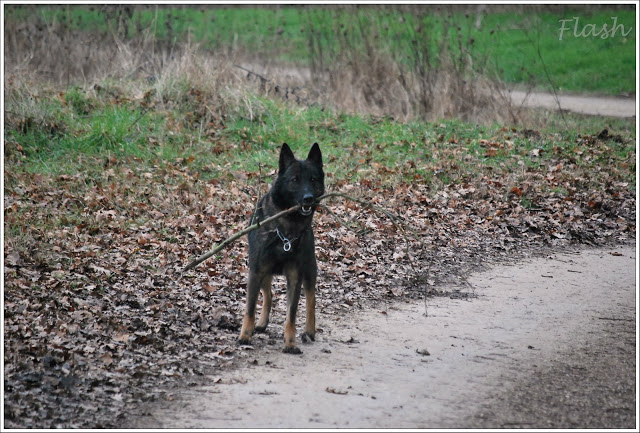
302;7;519;123
5;7;256;133
4;5;522;125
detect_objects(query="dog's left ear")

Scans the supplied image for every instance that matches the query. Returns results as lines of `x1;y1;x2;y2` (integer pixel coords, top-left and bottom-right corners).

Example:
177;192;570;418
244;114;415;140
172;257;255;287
307;142;322;167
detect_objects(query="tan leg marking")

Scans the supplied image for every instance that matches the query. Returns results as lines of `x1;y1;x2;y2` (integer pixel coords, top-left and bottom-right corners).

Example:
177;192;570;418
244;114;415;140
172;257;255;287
255;276;273;332
304;286;316;339
238;313;255;344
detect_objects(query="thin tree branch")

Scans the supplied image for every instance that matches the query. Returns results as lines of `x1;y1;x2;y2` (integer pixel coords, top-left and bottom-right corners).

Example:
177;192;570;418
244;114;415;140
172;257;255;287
317;203;362;234
320;192;426;247
182;204;301;272
182;191;428;272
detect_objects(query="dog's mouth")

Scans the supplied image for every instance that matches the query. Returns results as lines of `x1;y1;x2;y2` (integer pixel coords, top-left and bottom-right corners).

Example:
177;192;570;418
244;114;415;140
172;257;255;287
300;205;313;216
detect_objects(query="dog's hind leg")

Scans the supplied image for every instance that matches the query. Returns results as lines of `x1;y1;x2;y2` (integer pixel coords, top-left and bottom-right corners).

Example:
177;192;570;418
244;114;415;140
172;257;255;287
238;270;262;345
301;273;316;343
283;266;303;354
254;275;273;333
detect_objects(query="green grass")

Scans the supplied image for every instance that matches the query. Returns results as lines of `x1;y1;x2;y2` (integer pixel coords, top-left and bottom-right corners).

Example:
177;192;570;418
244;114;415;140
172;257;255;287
5;79;635;192
6;94;157;174
474;11;636;93
4;5;636;94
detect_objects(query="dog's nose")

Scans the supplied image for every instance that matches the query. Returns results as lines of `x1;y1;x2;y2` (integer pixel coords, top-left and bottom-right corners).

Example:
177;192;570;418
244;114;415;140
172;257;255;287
302;193;314;204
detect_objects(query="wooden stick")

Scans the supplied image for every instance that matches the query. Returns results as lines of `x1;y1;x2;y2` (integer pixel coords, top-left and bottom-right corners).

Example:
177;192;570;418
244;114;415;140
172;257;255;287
182;204;301;272
182;191;426;272
320;192;426;247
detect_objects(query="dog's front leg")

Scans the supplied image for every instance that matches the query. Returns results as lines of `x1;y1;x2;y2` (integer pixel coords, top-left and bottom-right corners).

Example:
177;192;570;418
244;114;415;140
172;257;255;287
301;274;316;343
283;267;303;354
255;275;273;333
238;270;261;345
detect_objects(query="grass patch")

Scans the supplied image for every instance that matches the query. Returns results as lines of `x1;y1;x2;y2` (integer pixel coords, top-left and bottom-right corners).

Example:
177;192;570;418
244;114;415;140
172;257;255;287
475;10;636;94
5;84;168;175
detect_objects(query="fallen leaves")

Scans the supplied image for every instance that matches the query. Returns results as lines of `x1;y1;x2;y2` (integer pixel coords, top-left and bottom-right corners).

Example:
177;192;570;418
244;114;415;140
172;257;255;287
3;127;635;428
3;165;256;428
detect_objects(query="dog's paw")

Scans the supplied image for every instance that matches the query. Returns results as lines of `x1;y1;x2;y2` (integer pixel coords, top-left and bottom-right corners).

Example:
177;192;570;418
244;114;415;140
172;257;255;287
282;346;303;354
254;325;268;333
301;332;315;343
237;338;252;346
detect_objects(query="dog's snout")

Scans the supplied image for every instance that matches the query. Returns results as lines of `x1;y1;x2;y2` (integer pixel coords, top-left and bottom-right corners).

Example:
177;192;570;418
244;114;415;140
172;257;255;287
302;193;314;204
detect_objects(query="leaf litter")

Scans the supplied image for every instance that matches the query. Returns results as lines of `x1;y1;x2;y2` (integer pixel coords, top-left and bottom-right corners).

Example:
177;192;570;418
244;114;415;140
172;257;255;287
3;128;635;428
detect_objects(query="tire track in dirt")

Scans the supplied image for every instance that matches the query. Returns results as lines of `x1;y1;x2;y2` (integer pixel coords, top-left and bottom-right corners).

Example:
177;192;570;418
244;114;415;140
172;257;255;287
127;245;635;429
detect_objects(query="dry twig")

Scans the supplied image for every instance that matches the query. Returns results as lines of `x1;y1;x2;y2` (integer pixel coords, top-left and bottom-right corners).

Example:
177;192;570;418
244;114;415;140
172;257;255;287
182;203;302;272
182;191;427;273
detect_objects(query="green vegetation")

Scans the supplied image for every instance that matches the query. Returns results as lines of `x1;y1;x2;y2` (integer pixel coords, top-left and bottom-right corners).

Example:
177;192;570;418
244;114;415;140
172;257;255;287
5;5;635;94
476;11;636;94
5;77;636;189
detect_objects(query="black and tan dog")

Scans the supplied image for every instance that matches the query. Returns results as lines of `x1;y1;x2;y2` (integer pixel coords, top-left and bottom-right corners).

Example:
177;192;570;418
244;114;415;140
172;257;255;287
238;143;325;354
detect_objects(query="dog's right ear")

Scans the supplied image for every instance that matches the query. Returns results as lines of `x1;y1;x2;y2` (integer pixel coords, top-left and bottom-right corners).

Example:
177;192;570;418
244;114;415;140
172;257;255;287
307;142;322;167
279;143;296;173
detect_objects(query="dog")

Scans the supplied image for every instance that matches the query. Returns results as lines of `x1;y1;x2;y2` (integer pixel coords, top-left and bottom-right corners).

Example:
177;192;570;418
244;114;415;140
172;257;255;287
238;142;325;354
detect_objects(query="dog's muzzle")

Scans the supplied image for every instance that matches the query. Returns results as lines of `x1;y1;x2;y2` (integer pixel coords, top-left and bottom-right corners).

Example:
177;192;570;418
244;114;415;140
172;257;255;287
300;194;315;216
300;205;313;216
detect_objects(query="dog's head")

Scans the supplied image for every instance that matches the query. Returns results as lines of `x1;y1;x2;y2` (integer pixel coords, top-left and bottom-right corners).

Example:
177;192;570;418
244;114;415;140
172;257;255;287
272;142;325;217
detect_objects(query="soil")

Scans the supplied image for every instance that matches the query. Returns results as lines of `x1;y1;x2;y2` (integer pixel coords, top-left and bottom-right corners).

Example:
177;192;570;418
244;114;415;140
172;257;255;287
126;244;636;429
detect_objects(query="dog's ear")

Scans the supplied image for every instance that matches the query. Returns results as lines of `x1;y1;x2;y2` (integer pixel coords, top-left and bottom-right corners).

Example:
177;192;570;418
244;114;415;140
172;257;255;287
279;143;296;173
307;142;322;167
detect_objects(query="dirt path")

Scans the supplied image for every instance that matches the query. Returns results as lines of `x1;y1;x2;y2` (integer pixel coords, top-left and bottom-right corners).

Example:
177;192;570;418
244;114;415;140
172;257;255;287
509;90;636;118
128;245;636;429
